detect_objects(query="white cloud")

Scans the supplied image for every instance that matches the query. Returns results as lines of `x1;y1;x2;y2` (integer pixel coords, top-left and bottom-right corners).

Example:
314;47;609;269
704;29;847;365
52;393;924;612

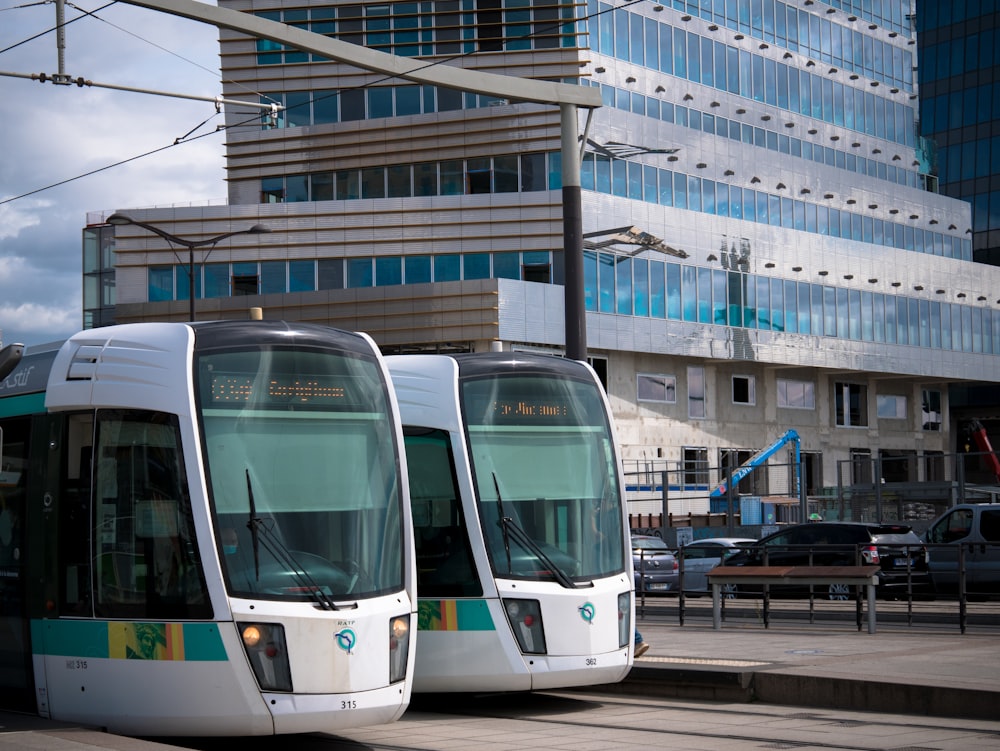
0;199;50;241
0;1;226;347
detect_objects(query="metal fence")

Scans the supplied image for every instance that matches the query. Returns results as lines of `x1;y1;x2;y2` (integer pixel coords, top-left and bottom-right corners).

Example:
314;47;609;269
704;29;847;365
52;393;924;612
625;458;805;544
625;450;1000;540
633;541;1000;634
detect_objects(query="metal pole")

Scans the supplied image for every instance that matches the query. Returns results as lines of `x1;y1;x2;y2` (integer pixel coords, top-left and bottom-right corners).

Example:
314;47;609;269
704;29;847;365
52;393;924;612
189;244;195;322
561;103;586;362
726;466;735;536
874;456;883;521
660;469;669;530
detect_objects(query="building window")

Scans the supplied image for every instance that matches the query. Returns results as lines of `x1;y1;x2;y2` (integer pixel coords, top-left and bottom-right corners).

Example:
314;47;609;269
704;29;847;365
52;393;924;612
835;382;868;427
688;366;706;418
850;448;873;484
232;262;259;296
637;373;676;403
261;262;286;294
261;177;283;203
876;394;907;419
682;447;709;487
589;356;608;392
289;260;315;292
148;266;173;302
404;255;432;284
318;259;344;290
923;451;945;482
232;274;258;296
375;256;403;286
922;389;942;431
777;378;815;409
732;375;755;405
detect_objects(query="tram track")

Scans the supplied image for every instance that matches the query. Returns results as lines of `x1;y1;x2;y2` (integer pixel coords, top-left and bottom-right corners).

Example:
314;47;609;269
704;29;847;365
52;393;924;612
414;691;1000;750
172;691;1000;751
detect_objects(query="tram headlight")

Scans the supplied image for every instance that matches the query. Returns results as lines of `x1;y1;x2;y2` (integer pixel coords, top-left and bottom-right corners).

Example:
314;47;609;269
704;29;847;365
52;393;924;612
502;598;546;655
389;614;411;684
618;591;632;649
238;622;293;692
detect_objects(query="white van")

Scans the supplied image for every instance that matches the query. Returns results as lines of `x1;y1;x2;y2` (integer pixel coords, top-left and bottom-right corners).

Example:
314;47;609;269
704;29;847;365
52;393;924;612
924;504;1000;593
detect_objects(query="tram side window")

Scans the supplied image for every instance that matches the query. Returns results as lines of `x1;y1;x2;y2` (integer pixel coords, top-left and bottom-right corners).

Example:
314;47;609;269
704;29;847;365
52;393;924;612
92;410;211;619
0;418;28;570
0;416;30;703
403;428;482;597
60;414;95;615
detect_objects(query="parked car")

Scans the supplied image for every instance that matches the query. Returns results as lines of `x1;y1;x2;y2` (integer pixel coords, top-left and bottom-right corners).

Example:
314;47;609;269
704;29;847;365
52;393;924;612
924;503;1000;594
678;538;755;593
631;535;678;595
721;522;931;600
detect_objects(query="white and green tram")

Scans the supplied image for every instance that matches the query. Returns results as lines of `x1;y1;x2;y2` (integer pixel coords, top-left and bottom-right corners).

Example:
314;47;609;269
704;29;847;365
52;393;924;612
0;321;415;735
388;352;634;692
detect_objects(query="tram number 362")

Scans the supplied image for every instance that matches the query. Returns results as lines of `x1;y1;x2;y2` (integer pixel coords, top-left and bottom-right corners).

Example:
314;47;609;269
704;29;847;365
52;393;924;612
586;658;598;667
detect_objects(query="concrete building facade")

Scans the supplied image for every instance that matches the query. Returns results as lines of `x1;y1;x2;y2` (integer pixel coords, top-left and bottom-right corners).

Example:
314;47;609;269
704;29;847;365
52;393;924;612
88;0;1000;502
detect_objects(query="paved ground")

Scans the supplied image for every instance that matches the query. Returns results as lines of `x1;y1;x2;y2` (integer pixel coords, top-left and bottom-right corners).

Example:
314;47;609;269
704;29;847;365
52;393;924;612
620;616;1000;718
0;615;995;750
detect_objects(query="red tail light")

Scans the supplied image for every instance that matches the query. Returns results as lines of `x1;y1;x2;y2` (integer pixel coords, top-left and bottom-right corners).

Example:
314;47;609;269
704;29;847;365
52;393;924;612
861;545;880;564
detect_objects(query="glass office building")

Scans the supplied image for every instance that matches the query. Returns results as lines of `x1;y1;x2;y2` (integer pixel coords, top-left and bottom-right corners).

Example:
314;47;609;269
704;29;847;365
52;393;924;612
916;0;1000;471
96;0;1000;496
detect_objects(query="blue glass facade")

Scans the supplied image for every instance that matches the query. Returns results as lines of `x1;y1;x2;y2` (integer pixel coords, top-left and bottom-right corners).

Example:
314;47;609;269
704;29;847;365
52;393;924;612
917;0;1000;266
149;249;1000;355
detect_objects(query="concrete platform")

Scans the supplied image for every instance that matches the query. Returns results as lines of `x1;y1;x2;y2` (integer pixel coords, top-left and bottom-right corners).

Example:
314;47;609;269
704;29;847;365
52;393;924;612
606;618;1000;721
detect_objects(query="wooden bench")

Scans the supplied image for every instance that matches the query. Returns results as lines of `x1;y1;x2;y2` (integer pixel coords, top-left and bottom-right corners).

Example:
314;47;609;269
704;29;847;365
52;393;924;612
707;565;882;633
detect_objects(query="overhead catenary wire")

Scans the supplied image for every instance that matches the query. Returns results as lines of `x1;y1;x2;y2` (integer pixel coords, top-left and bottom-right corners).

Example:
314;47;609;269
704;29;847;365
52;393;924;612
0;0;645;207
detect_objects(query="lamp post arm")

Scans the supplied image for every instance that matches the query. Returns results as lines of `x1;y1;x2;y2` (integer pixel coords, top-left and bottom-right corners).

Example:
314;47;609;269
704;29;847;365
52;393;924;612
113;217;193;248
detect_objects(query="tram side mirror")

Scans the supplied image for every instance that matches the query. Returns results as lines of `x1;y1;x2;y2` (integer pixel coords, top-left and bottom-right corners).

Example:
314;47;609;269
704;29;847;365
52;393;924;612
0;343;24;382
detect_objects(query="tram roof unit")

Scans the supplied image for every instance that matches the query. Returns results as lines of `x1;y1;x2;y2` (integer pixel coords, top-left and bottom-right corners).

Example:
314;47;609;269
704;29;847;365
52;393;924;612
388;351;601;431
0;320;385;413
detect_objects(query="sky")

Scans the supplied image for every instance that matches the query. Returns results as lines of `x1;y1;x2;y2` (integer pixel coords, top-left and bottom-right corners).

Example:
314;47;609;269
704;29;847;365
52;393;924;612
0;0;228;348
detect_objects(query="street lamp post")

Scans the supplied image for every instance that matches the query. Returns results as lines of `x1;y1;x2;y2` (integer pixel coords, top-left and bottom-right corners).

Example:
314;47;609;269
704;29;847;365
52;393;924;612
107;213;271;322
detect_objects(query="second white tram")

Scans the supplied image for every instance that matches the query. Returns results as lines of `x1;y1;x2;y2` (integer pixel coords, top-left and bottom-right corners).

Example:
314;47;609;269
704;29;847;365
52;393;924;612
387;352;634;692
0;321;415;735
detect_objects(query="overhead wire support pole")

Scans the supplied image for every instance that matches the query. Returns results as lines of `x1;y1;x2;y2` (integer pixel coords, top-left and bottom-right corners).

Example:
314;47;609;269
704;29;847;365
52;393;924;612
562;103;586;363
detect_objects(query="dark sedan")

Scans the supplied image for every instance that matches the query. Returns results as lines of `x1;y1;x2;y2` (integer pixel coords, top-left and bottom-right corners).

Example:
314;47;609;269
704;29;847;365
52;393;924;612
720;522;931;600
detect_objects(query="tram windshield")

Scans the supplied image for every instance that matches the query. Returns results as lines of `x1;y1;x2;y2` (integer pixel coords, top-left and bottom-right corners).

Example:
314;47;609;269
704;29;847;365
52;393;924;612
462;372;625;582
197;346;403;602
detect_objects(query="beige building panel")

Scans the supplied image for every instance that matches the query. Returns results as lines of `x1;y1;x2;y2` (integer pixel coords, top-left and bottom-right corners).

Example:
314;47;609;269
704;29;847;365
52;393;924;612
115;283;504;350
224;110;560;177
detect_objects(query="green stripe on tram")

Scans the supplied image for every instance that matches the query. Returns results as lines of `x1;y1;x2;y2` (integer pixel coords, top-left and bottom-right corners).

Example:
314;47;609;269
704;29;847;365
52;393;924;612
417;599;496;631
32;620;229;661
0;393;45;418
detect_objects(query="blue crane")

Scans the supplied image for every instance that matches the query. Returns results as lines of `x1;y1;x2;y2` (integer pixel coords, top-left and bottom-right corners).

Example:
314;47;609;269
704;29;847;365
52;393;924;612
710;429;801;499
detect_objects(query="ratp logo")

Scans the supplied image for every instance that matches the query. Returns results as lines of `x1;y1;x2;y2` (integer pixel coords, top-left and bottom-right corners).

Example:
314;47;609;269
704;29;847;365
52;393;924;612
335;628;357;653
578;602;595;624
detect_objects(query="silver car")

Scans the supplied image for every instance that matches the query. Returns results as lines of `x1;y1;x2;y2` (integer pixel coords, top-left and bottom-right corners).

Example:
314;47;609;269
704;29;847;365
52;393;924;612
632;535;679;595
679;538;755;593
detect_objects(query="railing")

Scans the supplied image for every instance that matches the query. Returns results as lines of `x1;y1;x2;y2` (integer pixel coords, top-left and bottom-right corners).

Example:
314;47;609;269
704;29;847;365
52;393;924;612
624;450;1000;533
634;542;1000;634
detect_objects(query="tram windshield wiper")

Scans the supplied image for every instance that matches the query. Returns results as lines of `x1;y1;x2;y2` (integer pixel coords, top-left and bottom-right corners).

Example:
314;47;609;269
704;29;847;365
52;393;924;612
492;475;587;590
493;473;513;573
245;469;346;610
246;468;261;581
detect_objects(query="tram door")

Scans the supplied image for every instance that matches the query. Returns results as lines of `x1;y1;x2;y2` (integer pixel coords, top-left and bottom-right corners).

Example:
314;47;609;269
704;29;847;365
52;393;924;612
0;416;33;711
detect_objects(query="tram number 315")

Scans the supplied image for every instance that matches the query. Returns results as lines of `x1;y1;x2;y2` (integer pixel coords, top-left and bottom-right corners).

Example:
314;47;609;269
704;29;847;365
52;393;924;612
341;700;357;710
